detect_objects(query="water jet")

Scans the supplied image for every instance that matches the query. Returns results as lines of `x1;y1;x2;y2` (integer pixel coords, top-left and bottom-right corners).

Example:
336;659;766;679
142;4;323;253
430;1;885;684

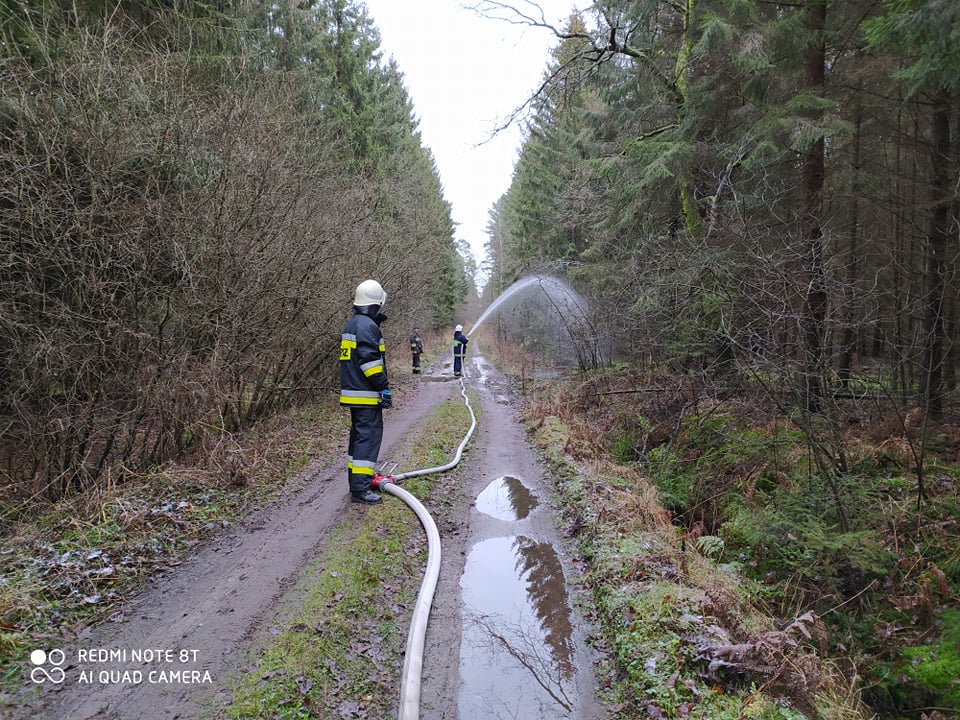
469;275;604;369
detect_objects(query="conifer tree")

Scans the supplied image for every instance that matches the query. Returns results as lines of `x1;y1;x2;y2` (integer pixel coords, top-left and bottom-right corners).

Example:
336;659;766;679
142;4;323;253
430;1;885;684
864;0;960;418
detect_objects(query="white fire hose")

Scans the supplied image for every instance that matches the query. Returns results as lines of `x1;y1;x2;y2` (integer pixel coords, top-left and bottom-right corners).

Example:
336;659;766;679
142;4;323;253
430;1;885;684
372;378;477;720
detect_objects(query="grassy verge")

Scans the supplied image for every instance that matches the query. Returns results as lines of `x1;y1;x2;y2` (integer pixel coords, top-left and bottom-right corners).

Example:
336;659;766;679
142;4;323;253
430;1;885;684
512;374;871;720
0;399;349;688
215;389;477;719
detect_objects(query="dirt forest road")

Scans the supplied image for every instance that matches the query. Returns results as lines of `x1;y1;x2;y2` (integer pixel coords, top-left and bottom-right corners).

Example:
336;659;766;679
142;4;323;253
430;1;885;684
18;349;604;720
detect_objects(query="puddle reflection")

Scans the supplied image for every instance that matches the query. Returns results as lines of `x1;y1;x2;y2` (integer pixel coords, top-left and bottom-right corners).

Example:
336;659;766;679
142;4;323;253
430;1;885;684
469;358;492;384
475;476;539;521
459;535;576;718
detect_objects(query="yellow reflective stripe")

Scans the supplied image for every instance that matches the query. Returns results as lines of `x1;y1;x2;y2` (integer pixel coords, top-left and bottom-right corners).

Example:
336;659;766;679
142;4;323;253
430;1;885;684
351;465;375;476
339;395;381;405
340;336;356;360
361;357;384;376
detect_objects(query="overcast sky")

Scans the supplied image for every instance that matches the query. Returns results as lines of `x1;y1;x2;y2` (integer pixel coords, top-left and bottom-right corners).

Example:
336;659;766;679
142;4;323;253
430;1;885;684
360;1;577;286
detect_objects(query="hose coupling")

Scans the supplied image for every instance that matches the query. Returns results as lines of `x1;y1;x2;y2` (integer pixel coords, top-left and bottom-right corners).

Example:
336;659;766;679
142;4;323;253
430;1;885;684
371;473;394;491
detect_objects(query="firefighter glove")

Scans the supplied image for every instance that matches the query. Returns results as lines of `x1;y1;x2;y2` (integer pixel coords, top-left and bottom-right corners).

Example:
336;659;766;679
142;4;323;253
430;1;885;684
379;389;393;409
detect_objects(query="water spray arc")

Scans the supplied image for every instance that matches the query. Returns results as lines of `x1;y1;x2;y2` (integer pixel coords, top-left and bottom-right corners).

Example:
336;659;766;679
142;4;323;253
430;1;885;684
468;275;589;338
468;274;603;371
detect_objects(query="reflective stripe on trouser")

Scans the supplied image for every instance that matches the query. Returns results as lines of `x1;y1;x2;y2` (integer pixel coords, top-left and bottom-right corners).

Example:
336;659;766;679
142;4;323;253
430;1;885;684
340;389;381;405
347;406;383;493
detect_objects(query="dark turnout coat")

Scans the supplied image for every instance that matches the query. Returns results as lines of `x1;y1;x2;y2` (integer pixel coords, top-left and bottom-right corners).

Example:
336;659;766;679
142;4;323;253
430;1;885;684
453;330;468;357
340;306;389;493
340;307;388;406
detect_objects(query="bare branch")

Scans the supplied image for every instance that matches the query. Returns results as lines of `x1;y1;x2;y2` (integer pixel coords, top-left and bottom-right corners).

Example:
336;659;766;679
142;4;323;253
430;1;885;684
468;1;680;139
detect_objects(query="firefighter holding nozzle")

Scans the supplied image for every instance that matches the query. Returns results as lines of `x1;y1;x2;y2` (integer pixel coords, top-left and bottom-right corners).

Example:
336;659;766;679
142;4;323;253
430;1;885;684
453;324;468;377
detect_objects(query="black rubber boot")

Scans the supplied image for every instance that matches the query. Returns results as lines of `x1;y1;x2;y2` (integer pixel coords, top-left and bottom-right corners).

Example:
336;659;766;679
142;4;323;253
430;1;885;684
351;490;382;504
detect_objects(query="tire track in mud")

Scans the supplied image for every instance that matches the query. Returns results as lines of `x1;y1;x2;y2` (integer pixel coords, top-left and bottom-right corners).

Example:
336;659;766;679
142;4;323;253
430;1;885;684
23;377;456;720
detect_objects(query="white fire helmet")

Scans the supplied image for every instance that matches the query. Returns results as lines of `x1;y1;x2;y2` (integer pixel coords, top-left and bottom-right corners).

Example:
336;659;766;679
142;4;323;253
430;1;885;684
354;279;386;310
455;324;463;332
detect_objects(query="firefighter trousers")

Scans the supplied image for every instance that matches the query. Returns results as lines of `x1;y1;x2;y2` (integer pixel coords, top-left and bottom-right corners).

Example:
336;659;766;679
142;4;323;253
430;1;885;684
347;406;383;493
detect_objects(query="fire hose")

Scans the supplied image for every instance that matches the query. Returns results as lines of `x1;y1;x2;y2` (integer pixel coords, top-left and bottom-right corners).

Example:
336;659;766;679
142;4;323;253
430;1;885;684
370;377;477;720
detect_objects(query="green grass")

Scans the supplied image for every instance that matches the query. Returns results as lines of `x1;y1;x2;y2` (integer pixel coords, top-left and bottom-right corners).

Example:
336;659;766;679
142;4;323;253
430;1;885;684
219;498;421;719
215;388;477;719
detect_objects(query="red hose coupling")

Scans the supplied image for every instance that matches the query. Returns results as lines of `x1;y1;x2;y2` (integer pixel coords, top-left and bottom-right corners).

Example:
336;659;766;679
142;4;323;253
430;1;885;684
371;473;394;490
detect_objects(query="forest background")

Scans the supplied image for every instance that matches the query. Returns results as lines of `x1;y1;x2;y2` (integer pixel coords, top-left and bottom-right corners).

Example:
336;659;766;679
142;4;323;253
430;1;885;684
1;1;959;718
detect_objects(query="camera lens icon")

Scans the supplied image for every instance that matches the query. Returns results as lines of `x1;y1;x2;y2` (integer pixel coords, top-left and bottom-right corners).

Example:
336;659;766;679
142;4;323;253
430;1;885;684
30;648;66;684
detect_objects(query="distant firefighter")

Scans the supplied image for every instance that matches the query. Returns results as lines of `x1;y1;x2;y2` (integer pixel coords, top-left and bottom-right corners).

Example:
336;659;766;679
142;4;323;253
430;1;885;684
409;328;423;374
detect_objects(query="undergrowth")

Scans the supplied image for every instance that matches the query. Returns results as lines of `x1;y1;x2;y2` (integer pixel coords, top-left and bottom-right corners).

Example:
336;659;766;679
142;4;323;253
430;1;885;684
514;363;960;719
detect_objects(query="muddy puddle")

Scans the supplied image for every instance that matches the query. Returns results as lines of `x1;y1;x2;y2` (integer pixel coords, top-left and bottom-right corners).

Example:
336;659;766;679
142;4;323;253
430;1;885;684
458;477;584;719
474;475;539;521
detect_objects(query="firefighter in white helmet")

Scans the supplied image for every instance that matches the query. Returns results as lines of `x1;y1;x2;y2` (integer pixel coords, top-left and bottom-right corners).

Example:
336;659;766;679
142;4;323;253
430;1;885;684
452;324;468;377
339;280;391;504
